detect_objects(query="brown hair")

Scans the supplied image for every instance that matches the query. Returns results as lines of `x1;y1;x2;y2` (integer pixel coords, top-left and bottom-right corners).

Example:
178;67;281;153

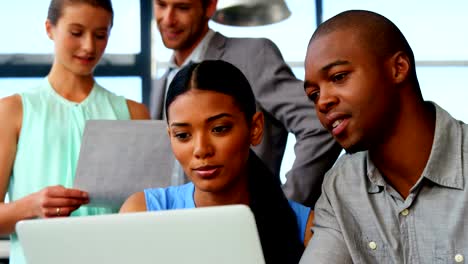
47;0;114;26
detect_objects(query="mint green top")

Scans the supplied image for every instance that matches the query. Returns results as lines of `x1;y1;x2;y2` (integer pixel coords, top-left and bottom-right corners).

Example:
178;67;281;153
8;78;131;264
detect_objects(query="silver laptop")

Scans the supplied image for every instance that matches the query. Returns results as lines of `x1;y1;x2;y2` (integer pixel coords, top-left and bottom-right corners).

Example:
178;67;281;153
73;120;185;209
16;205;266;264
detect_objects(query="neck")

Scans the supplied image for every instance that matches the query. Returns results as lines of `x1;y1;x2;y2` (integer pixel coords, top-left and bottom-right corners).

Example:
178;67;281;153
173;27;209;67
194;173;250;207
370;97;435;199
48;62;95;103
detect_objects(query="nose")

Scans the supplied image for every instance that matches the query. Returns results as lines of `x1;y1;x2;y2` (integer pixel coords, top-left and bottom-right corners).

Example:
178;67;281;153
193;133;214;159
81;33;96;53
316;87;338;114
160;7;176;26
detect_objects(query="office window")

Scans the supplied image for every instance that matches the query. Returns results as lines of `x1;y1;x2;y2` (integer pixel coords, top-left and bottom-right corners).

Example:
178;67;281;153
417;66;468;122
323;0;468;60
0;1;141;54
0;0;150;104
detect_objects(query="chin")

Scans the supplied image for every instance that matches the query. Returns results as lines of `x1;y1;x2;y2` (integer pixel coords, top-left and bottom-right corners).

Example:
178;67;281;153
75;70;94;77
339;137;362;154
343;141;367;154
197;183;223;193
162;39;184;50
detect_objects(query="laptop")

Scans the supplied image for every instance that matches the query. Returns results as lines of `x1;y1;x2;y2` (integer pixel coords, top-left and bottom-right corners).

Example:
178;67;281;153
16;205;266;264
73;120;185;209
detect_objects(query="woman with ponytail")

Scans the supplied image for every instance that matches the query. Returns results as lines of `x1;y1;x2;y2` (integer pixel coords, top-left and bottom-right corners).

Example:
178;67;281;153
121;60;313;264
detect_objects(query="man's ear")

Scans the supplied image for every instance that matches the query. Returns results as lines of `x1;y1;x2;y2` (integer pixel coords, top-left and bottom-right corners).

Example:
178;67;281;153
389;51;411;85
45;20;54;40
250;112;264;146
205;0;218;19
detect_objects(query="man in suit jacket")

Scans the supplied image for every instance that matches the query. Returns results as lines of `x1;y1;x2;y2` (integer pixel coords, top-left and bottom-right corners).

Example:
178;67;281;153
151;0;342;207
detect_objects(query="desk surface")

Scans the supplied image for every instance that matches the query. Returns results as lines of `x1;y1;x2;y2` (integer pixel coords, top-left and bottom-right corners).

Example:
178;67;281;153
0;240;9;259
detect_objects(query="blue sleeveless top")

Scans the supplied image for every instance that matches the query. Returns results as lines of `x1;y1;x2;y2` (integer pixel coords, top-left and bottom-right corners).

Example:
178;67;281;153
144;182;311;243
8;78;131;264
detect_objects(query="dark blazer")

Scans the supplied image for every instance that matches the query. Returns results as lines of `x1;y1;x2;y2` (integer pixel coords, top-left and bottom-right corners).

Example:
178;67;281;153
150;32;342;207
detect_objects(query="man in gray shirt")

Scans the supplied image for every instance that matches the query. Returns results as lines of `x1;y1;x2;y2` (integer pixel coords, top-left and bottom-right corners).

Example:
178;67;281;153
300;10;468;263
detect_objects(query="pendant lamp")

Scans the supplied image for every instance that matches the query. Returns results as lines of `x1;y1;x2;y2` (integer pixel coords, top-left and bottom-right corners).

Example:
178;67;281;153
212;0;291;26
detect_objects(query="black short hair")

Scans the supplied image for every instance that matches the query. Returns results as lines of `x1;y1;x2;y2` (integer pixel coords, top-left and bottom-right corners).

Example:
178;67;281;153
310;10;418;86
165;60;256;123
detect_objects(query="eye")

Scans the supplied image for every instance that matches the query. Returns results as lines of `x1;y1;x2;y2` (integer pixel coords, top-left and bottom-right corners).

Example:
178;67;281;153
331;72;348;83
212;125;232;135
173;132;191;142
179;6;190;11
175;3;191;11
94;30;108;39
155;1;166;8
305;88;320;104
95;32;108;40
70;31;82;37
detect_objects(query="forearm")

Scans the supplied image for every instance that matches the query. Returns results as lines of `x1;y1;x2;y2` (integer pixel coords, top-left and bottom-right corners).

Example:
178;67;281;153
0;197;36;235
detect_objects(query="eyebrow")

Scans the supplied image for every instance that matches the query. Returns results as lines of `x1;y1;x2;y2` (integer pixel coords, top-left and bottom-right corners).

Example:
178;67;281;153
170;113;233;127
320;60;350;73
206;113;233;122
304;60;351;90
68;23;109;31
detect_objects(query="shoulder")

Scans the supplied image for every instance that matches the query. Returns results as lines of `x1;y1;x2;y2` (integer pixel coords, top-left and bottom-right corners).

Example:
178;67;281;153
0;94;23;134
126;99;150;120
0;94;22;113
145;183;194;210
223;34;273;45
221;35;277;50
119;191;147;213
315;152;370;215
322;152;368;189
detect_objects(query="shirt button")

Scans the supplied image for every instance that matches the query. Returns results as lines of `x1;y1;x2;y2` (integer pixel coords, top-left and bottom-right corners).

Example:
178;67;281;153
401;209;409;216
455;254;464;262
368;241;377;250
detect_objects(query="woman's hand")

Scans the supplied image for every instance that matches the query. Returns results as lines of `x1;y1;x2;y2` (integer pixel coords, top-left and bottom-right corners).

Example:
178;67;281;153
32;185;89;218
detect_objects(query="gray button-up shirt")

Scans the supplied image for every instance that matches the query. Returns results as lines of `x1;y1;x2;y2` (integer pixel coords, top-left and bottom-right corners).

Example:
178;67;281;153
300;102;468;264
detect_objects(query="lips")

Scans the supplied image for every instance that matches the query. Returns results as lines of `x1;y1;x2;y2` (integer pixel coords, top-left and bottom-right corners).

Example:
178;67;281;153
162;29;182;40
74;55;95;64
324;112;350;137
192;165;222;179
331;118;349;137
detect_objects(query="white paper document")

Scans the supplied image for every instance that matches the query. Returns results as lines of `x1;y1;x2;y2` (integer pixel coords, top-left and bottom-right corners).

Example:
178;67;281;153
74;120;184;208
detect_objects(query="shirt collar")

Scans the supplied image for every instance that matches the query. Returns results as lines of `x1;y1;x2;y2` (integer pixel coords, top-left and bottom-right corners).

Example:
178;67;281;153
420;102;463;189
168;29;216;69
366;102;464;193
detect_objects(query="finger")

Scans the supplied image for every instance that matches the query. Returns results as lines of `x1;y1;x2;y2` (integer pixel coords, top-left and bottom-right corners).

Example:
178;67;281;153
44;186;89;199
43;206;80;218
41;196;89;208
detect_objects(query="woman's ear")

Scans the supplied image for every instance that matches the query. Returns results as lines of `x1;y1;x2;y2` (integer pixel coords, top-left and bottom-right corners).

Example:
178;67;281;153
250;112;264;146
45;20;54;40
